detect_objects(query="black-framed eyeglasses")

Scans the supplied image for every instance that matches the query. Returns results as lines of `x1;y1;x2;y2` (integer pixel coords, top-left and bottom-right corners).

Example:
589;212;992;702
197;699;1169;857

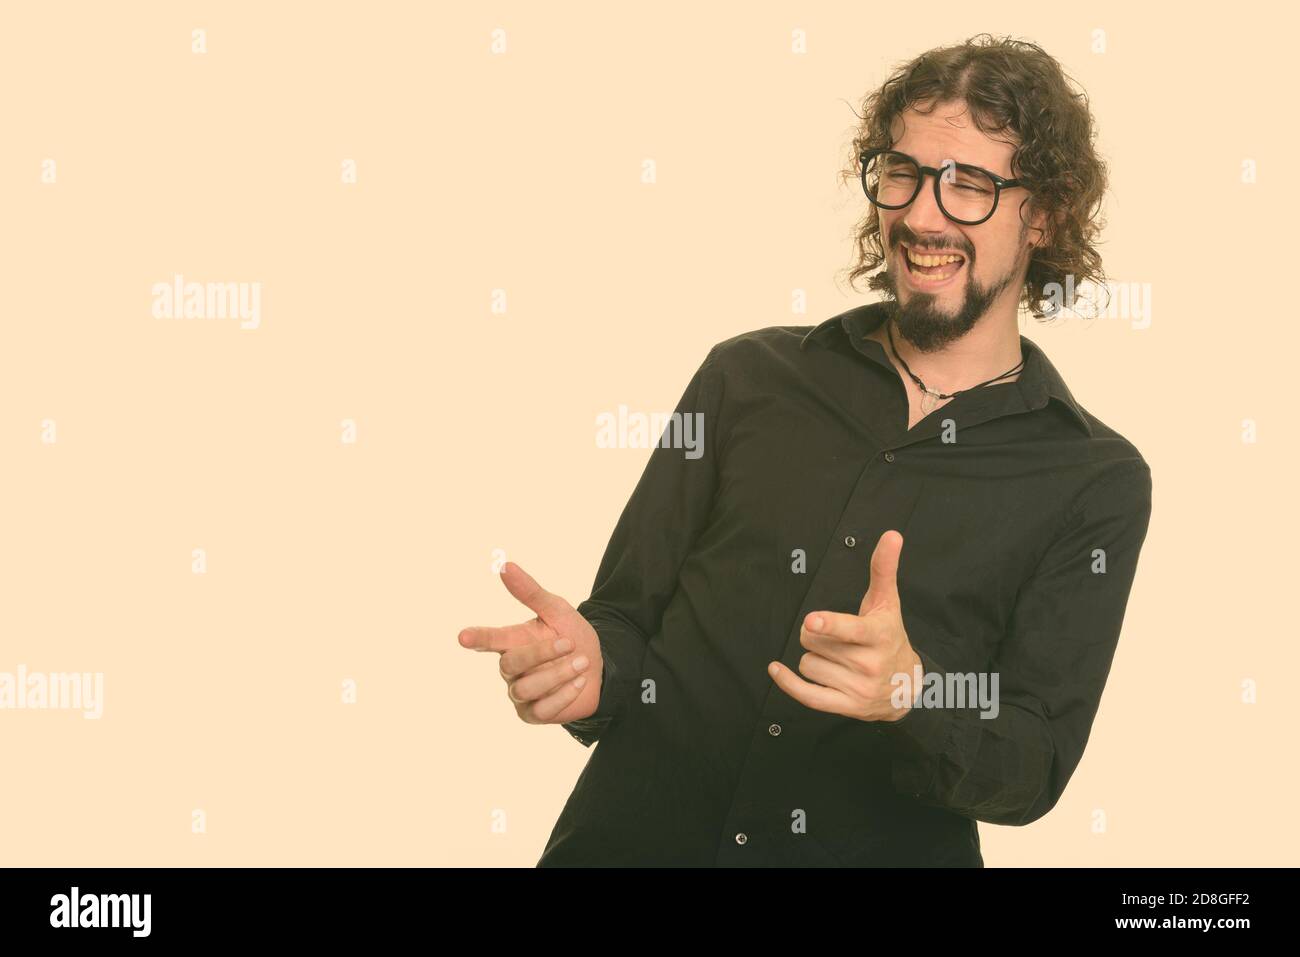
859;148;1025;226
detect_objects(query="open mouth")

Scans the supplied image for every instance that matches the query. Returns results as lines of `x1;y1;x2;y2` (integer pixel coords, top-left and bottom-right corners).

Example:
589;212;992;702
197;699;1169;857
901;244;966;285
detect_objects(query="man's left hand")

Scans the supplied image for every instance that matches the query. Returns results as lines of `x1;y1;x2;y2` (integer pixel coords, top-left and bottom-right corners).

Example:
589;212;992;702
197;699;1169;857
768;529;923;722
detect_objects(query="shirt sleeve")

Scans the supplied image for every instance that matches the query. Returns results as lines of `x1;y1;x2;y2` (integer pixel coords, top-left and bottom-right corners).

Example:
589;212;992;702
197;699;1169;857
877;461;1154;826
562;344;726;747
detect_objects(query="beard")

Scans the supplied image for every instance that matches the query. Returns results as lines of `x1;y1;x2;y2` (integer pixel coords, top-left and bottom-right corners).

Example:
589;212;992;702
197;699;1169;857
880;239;1022;353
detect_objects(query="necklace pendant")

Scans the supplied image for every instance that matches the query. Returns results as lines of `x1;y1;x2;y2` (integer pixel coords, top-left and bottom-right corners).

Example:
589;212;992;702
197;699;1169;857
920;391;937;414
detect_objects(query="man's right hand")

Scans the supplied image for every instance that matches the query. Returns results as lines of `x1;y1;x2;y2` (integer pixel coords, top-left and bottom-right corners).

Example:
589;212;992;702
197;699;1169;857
458;561;605;726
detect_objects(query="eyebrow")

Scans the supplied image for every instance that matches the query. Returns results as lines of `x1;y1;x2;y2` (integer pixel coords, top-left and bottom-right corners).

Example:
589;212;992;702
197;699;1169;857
891;149;1011;177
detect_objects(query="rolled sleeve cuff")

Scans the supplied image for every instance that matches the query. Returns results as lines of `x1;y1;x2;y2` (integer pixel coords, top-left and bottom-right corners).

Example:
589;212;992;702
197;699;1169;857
560;614;644;747
876;641;959;798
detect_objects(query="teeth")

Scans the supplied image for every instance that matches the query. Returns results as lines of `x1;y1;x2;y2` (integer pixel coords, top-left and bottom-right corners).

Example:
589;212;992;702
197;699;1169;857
905;248;963;267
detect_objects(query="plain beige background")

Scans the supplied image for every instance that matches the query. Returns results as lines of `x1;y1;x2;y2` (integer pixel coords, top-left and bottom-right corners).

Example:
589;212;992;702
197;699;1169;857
1;2;1294;866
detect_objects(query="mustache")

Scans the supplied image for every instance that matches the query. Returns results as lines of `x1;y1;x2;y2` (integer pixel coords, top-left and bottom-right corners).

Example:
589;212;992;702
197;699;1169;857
889;228;972;258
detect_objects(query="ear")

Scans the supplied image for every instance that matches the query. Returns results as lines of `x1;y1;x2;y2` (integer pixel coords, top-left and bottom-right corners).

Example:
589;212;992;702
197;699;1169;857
1024;201;1065;251
1025;204;1048;249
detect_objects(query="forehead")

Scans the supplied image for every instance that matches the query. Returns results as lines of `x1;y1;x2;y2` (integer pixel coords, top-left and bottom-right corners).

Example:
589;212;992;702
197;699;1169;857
888;101;1017;175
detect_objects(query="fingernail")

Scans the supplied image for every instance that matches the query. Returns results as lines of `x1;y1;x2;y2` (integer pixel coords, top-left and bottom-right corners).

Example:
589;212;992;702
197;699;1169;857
810;615;824;631
555;638;572;653
572;655;589;671
574;675;587;689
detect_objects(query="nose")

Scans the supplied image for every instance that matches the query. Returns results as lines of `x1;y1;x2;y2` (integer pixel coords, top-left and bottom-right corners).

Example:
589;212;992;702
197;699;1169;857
902;170;949;235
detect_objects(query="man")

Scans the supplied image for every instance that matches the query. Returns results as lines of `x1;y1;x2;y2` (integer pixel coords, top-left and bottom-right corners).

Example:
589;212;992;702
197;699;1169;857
459;34;1152;866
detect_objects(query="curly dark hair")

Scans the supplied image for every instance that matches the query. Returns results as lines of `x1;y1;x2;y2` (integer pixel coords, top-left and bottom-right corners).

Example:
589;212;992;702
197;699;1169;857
838;34;1108;320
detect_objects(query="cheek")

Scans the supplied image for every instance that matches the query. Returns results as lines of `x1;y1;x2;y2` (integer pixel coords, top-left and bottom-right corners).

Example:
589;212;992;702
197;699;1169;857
879;214;897;247
967;238;1010;278
970;221;1027;275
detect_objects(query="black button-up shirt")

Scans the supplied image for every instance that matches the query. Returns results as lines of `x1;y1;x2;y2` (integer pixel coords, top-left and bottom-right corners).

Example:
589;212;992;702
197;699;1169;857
540;300;1153;866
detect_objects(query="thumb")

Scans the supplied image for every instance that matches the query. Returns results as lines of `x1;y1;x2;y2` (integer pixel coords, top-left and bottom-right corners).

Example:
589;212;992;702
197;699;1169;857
859;530;903;616
499;561;570;627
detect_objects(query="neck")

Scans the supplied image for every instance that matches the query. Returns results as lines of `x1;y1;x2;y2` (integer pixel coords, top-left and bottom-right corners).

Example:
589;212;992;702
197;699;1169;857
871;306;1024;394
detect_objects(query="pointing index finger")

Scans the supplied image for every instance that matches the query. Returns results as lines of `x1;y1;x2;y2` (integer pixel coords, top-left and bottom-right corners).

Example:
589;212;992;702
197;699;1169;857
803;610;874;645
458;617;546;653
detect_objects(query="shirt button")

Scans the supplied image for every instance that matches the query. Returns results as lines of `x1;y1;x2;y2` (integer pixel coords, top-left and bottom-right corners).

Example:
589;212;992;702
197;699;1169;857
844;535;856;547
884;451;896;462
735;832;748;845
768;723;782;736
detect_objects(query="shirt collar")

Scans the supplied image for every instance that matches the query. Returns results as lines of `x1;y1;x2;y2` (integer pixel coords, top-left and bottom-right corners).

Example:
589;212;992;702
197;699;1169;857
799;301;1093;437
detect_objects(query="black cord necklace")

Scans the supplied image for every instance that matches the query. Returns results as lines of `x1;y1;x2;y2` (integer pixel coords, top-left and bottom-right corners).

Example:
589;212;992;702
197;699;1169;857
886;318;1026;415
